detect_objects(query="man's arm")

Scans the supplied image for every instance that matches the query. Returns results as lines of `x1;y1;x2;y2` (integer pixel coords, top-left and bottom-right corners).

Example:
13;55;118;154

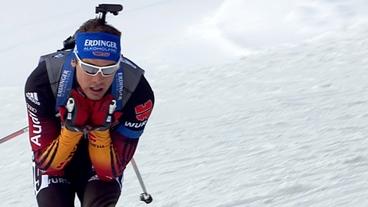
25;62;83;175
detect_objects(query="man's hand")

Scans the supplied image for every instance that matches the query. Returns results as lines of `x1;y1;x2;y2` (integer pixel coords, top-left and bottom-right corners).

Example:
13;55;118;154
89;95;116;131
59;89;90;132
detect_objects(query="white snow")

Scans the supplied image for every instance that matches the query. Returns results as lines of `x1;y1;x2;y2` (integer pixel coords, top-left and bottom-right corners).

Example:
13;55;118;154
2;1;368;207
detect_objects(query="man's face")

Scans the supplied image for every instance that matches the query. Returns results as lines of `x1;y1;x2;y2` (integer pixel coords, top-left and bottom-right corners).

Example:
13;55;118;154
75;58;116;100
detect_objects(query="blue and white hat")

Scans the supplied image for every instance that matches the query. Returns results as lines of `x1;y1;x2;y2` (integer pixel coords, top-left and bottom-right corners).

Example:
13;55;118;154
75;32;121;62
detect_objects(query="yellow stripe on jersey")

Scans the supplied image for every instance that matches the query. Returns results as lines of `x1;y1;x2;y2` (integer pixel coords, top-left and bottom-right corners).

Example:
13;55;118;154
36;127;83;171
88;130;122;180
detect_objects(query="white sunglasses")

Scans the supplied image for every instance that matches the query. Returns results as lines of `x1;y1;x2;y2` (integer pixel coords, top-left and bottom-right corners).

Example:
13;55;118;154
74;51;120;77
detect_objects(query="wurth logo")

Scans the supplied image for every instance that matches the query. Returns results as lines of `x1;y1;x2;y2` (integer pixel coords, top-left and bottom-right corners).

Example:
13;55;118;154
26;92;40;106
125;120;147;128
134;100;153;121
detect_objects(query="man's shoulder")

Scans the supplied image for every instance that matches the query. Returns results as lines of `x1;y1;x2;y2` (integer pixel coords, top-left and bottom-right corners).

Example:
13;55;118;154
27;50;71;89
25;61;50;90
121;57;153;97
25;60;56;115
121;56;143;71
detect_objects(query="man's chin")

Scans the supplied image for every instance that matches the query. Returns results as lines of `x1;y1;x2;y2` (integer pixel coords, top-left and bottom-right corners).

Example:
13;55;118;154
85;91;104;100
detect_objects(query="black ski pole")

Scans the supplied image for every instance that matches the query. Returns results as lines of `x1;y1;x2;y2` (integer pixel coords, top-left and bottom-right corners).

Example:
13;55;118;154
130;158;153;204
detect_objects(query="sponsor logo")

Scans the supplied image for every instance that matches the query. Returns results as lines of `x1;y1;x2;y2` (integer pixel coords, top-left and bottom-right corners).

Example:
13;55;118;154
26;92;40;106
27;103;37;113
117;72;124;101
57;70;71;98
92;51;110;57
33;163;71;195
84;39;118;49
83;39;118;54
48;177;70;185
28;111;42;147
135;100;153;121
125;120;147;128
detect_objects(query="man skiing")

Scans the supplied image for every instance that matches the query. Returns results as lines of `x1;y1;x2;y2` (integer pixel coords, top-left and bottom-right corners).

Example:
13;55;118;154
24;6;154;206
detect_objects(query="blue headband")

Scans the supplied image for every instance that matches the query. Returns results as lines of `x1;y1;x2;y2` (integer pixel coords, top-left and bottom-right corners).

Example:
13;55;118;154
75;32;121;62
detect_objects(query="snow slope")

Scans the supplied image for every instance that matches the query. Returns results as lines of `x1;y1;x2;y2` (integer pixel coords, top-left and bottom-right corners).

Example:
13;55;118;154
3;0;368;86
2;1;368;207
2;24;368;206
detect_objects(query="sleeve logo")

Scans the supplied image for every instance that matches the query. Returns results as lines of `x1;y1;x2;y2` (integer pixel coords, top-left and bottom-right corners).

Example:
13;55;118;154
134;100;153;121
26;92;40;106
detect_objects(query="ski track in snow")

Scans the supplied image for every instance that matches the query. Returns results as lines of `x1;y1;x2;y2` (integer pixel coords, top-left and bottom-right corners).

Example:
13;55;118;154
2;27;368;207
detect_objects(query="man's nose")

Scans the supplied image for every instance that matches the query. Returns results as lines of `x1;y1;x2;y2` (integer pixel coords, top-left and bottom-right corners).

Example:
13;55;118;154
91;72;104;82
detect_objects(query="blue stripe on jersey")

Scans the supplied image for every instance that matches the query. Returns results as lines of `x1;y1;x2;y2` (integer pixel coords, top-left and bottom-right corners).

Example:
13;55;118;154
116;125;143;139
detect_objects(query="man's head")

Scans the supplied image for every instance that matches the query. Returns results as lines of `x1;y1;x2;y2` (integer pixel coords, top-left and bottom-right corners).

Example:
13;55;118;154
73;19;121;100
